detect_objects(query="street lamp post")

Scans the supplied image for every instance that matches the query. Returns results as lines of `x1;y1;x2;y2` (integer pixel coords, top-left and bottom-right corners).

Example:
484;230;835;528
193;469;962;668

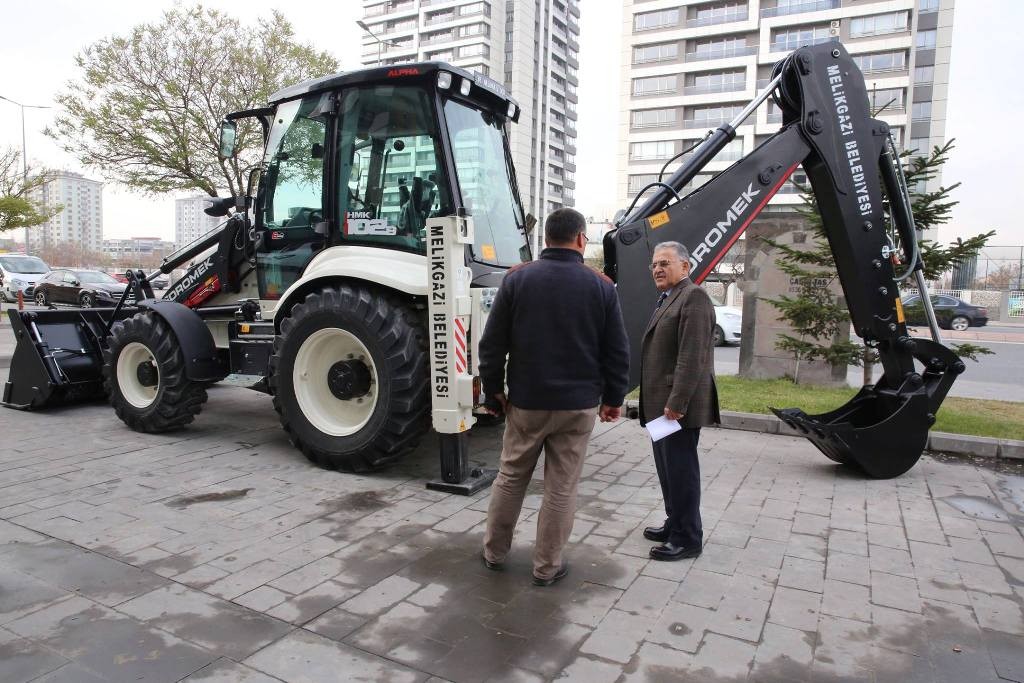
0;94;51;254
356;20;401;66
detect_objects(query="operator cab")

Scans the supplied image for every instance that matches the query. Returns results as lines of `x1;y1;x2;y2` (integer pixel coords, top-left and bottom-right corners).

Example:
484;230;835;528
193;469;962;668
221;63;529;300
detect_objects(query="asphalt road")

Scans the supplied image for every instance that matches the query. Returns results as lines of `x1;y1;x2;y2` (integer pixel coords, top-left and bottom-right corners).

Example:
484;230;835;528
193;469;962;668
714;336;1024;402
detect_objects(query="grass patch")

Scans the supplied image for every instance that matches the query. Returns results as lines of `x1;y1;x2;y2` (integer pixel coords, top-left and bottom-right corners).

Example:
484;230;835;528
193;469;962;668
629;376;1024;440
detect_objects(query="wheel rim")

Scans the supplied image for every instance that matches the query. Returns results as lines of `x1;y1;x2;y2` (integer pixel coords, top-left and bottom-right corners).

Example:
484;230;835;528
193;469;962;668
35;292;45;305
951;317;968;331
293;327;378;437
117;342;160;408
81;294;92;308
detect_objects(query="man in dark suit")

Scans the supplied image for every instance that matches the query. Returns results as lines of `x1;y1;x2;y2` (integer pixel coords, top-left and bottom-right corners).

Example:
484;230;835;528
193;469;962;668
639;240;720;561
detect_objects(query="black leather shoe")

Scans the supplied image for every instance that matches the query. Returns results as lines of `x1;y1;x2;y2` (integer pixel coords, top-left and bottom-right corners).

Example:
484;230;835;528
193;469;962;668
649;543;702;561
643;525;669;543
532;563;569;587
481;552;502;571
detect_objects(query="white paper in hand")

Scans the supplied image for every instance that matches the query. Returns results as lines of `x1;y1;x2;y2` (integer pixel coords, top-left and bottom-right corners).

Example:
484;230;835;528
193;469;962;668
645;415;682;442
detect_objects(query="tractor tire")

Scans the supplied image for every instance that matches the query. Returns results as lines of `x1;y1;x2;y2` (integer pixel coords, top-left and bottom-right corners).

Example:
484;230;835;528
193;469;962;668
269;285;430;472
102;312;208;432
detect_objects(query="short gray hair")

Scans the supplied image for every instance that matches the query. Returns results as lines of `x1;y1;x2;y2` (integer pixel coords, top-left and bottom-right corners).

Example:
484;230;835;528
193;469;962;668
654;241;690;263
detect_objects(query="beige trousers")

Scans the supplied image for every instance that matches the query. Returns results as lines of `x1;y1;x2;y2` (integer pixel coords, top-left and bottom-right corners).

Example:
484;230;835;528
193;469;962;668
482;404;597;580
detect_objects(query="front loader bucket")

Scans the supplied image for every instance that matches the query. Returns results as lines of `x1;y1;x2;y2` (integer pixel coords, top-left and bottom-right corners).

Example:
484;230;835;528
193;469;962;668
2;309;119;410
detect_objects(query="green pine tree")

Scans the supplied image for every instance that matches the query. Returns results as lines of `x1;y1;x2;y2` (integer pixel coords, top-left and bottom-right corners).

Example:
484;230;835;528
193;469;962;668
763;139;994;384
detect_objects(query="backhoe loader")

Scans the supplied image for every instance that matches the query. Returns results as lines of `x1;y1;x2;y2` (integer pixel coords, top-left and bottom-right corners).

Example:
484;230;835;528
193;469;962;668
4;43;961;483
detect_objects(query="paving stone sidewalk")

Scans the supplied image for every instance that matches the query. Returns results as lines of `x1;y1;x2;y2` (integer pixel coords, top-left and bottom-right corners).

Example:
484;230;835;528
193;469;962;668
1;384;1023;682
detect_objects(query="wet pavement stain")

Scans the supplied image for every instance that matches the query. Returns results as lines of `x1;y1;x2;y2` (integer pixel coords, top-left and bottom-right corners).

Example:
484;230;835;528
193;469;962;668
164;488;254;509
318;489;391;513
940;494;1023;524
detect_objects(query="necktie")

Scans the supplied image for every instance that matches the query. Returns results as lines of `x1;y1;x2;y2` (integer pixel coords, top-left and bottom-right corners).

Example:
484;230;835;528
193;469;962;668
655;291;668;310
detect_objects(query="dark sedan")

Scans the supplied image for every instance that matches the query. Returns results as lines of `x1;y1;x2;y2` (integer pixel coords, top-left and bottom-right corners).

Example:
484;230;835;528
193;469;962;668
902;294;988;331
33;269;132;308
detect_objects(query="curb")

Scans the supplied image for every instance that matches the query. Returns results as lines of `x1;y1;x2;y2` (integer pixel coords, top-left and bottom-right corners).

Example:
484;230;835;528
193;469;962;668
623;400;1024;461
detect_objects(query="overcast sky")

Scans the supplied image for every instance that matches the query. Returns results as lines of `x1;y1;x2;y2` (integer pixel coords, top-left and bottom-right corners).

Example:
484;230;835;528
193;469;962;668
2;1;1021;247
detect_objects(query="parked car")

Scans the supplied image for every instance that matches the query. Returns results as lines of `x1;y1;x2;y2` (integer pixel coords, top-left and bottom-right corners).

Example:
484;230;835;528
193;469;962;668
713;304;742;346
0;254;51;302
33;269;131;308
901;294;988;331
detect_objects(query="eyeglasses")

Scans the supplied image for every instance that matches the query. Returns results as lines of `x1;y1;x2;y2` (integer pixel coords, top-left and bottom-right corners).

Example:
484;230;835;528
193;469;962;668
649;259;679;271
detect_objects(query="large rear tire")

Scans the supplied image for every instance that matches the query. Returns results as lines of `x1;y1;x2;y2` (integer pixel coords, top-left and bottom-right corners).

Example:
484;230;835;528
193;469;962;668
102;312;208;432
269;285;429;472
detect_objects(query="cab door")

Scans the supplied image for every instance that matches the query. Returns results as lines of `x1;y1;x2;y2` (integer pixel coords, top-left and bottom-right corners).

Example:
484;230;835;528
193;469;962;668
256;93;332;300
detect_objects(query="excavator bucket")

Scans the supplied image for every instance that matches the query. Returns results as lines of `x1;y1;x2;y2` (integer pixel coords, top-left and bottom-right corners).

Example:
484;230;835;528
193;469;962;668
771;338;964;479
2;309;118;409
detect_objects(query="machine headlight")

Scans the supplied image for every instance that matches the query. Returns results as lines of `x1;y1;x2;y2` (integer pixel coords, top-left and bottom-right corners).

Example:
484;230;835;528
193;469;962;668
437;72;452;90
459;77;472;96
508;102;517;118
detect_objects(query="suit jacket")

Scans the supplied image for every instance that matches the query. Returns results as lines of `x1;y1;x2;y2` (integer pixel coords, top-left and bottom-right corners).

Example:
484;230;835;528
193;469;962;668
639;277;721;429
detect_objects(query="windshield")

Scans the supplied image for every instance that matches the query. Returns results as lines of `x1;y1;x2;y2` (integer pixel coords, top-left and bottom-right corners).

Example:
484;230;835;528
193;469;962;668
76;270;118;284
444;99;528;266
0;256;49;274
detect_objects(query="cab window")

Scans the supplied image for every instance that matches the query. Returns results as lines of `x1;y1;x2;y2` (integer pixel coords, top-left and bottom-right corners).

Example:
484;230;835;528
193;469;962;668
338;86;451;252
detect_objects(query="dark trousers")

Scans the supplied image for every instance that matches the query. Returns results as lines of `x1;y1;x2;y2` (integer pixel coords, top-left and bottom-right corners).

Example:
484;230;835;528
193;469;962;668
652;427;702;548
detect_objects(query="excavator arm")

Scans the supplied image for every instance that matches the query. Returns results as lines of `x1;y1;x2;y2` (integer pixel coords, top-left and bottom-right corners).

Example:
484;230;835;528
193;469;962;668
605;42;962;478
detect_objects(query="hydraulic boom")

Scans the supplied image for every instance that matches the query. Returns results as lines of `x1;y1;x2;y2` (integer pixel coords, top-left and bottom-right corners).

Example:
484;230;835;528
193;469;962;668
604;42;963;478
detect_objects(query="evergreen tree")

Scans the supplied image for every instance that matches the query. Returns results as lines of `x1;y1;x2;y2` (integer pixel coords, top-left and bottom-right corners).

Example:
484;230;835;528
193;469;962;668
763;139;994;384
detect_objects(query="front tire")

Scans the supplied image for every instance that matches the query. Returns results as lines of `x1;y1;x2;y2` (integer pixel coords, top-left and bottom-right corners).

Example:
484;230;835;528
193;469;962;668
950;315;969;332
80;292;94;308
102;312;208;432
269;285;429;472
34;291;46;306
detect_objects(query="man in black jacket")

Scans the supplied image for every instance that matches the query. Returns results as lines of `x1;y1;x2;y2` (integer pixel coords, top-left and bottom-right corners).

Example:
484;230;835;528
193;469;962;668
479;208;629;586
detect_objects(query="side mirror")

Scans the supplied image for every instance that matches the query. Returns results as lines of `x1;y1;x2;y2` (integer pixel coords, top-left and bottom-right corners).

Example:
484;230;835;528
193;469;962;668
247;167;262;200
218;120;238;160
71;279;80;287
524;213;537;235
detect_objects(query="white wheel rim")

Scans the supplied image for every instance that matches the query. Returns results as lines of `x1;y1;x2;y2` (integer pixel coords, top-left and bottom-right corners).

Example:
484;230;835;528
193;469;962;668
117;342;160;408
952;318;967;331
293;327;378;437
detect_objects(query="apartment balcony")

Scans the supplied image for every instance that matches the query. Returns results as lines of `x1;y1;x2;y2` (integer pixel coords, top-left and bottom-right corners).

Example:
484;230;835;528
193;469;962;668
684;118;732;129
683;80;746;96
760;0;840;19
770;36;836;53
860;64;908;76
421;32;456;45
424;14;455;26
685;10;748;29
685;45;757;62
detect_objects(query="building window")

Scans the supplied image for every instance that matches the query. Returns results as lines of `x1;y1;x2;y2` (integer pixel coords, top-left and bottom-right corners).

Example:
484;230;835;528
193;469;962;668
633;42;679;64
628;174;660;194
867;87;905;113
458;43;488;58
634;9;680;31
913;65;934;83
771;24;831;52
632;75;677;96
632;108;677;128
916;30;937;49
852;50;907;74
718;138;744;162
919;0;940;12
629;140;675;160
689;36;751;60
908;137;930;155
849;12;909;38
686;69;745;94
911;101;932;121
686;103;744;128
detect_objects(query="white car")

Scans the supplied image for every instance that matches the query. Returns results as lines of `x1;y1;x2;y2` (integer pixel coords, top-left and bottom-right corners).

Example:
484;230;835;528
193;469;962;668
713;304;742;346
0;254;51;303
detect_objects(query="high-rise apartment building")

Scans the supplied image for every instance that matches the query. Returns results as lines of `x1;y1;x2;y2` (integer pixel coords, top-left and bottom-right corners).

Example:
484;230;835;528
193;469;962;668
175;195;223;249
360;0;581;234
30;171;104;253
618;0;954;225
